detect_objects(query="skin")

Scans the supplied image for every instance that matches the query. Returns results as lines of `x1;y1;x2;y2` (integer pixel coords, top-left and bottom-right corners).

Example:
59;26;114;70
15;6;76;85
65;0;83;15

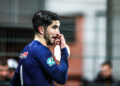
8;70;15;80
101;65;112;78
0;65;9;81
34;20;67;49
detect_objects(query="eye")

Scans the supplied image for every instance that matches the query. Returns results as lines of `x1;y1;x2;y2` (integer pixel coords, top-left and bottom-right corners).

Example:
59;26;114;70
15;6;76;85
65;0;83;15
52;25;58;29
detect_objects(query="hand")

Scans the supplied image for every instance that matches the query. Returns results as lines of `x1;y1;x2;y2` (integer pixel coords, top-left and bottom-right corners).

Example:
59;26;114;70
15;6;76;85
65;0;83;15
54;34;61;45
60;34;67;49
54;34;67;49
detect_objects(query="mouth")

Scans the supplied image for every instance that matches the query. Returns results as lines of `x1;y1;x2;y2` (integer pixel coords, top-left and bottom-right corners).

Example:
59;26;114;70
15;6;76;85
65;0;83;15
51;34;61;43
52;35;58;40
52;36;57;40
51;37;56;42
52;34;60;39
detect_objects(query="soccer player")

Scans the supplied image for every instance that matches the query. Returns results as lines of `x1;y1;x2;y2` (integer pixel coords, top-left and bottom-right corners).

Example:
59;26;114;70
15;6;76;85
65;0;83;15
10;10;69;86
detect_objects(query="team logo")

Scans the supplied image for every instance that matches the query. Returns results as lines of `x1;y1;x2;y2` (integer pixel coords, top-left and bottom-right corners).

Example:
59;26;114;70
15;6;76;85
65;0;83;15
47;57;55;67
20;52;28;59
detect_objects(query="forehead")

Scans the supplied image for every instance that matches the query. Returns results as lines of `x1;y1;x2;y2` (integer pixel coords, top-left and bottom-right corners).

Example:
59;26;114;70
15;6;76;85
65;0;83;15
0;65;8;67
0;65;8;70
101;65;111;69
50;20;60;26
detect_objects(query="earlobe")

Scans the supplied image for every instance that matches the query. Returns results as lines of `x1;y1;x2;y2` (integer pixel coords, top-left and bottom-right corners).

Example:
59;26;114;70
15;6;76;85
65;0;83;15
38;26;44;35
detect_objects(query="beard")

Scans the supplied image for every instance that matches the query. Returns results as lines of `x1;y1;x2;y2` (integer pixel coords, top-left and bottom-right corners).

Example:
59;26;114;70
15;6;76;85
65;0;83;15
44;31;54;45
0;76;6;81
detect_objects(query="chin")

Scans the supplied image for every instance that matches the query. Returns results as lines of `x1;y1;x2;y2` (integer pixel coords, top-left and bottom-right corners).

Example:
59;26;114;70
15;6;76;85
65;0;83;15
47;41;54;45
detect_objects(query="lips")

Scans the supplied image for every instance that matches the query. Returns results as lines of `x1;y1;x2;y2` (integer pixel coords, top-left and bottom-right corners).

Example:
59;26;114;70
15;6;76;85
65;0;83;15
53;34;60;39
52;36;56;39
52;36;57;40
52;34;61;42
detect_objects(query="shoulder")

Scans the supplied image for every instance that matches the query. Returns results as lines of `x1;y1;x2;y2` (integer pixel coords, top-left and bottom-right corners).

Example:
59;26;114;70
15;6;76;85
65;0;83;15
32;43;48;52
30;41;51;56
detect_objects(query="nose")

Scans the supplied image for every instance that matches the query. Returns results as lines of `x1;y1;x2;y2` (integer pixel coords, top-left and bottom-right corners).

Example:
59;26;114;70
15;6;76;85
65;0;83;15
55;29;60;34
1;71;8;76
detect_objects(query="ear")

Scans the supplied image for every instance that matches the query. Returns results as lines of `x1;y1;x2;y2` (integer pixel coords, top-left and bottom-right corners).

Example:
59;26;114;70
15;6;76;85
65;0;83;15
38;26;44;35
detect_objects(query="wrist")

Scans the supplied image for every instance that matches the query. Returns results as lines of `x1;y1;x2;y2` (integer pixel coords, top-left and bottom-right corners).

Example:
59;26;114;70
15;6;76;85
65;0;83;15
61;44;67;49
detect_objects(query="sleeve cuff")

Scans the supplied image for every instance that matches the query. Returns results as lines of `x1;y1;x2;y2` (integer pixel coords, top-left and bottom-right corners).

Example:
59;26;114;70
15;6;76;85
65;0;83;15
61;48;68;57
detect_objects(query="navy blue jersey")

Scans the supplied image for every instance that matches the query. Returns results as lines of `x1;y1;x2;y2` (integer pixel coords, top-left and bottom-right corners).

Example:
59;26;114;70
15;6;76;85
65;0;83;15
10;40;69;86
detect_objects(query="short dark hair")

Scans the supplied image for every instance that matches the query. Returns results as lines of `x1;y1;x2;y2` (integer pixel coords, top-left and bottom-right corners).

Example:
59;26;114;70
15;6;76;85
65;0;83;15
0;57;7;66
102;61;112;68
32;10;60;33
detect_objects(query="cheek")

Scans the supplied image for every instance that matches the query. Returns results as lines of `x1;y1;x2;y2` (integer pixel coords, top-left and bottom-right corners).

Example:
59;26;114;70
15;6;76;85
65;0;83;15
50;29;55;34
108;71;111;75
45;31;52;39
47;29;55;36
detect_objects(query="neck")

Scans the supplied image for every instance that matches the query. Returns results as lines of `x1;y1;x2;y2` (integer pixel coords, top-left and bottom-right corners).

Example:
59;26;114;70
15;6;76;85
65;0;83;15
34;33;47;47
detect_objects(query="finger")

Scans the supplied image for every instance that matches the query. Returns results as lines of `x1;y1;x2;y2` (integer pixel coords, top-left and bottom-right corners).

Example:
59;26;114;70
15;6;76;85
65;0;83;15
55;34;61;39
60;34;65;44
55;39;61;45
59;34;66;49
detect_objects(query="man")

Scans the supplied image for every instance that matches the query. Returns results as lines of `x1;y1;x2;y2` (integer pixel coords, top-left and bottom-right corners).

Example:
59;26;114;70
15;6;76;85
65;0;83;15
7;59;18;80
11;10;69;86
94;61;114;86
0;57;10;86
